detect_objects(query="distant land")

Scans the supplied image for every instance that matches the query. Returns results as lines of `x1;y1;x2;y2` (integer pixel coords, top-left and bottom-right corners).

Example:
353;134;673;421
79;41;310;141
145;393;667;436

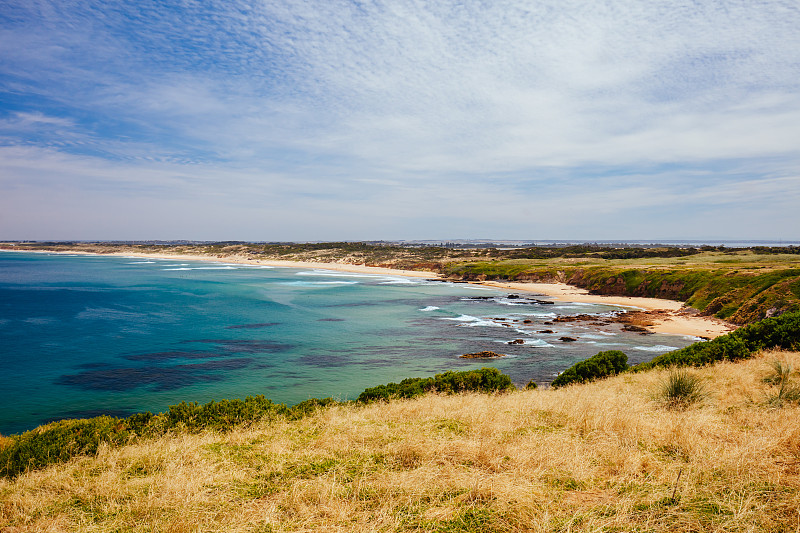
4;238;800;248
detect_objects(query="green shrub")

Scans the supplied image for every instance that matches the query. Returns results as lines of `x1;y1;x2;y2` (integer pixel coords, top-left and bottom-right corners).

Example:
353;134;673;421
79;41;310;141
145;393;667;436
551;350;629;388
0;416;129;479
655;370;707;409
162;396;286;432
287;398;338;420
640;335;749;369
1;371;513;479
638;311;800;371
356;368;514;403
0;395;289;479
733;311;800;352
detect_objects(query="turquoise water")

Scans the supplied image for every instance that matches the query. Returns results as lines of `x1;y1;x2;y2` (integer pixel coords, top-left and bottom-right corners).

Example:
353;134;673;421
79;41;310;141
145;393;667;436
0;251;696;435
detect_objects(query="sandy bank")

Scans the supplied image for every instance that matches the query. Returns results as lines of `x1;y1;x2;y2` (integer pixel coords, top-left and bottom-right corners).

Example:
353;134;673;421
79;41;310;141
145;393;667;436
481;280;736;339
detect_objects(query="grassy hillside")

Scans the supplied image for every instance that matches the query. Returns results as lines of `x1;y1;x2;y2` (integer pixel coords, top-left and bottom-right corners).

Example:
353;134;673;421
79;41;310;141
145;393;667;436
441;250;800;324
2;351;799;532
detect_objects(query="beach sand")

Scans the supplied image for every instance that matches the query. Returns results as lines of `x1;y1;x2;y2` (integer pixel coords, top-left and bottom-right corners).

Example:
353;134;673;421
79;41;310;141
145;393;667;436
27;249;737;339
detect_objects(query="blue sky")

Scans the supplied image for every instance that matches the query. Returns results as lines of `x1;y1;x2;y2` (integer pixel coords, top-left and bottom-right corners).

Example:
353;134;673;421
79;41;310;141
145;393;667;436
1;0;799;241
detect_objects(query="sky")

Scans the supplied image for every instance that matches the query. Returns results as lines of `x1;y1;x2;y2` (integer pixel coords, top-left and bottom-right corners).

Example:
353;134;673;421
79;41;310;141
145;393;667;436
1;0;799;242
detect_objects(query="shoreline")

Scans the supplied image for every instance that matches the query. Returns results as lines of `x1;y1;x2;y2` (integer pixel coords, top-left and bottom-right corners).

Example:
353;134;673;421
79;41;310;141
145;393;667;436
4;248;736;339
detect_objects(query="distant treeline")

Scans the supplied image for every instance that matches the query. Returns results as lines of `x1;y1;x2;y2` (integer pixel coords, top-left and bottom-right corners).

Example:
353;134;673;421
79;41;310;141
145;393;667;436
5;241;799;261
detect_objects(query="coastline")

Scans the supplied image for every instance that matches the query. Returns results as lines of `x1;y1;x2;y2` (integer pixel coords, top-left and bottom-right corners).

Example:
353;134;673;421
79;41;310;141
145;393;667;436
4;248;736;339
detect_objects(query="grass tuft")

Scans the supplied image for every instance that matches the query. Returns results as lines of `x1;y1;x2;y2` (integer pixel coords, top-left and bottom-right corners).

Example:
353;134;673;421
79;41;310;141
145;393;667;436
763;360;800;407
655;370;707;409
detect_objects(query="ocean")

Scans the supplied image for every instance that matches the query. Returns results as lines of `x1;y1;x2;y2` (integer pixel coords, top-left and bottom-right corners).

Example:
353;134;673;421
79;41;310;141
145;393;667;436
0;251;697;435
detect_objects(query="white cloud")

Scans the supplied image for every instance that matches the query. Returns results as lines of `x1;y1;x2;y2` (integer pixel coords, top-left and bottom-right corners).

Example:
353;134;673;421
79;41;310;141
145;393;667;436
1;0;799;239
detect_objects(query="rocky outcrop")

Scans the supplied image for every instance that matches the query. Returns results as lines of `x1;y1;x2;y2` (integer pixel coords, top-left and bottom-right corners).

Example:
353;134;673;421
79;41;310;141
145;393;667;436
459;351;506;359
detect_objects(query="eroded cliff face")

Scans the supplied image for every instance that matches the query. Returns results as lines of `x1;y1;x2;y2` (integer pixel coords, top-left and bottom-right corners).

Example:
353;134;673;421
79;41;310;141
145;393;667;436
449;267;800;325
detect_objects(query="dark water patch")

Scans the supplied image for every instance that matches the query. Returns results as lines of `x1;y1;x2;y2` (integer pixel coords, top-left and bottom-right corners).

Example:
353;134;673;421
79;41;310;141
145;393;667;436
124;350;226;362
57;358;253;392
360;357;406;368
318;318;345;322
296;353;352;368
322;301;380;308
175;358;253;371
184;339;294;353
225;322;281;329
75;362;114;369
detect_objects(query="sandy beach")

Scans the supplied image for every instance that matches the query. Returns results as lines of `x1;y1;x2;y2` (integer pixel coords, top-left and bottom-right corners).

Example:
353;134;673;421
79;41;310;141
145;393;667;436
17;248;737;339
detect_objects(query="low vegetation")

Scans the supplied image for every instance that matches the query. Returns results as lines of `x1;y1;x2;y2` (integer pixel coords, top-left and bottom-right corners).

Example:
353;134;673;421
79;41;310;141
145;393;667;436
762;360;800;407
2;351;799;532
0;369;508;480
550;310;800;387
654;370;707;410
550;350;628;388
443;262;800;324
356;367;513;403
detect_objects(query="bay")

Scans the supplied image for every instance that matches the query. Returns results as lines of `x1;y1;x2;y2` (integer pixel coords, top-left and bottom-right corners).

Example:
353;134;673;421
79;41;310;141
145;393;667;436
0;251;696;434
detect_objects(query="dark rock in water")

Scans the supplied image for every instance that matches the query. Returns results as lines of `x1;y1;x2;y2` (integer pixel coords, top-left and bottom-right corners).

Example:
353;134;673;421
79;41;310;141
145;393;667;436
507;339;525;345
554;314;601;323
543;321;554;325
559;337;577;342
539;329;554;334
460;350;506;358
507;294;520;299
623;324;649;333
523;319;532;324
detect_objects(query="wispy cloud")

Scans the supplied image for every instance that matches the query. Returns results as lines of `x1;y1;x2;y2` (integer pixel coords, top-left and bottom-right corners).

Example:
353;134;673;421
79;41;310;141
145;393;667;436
1;0;799;239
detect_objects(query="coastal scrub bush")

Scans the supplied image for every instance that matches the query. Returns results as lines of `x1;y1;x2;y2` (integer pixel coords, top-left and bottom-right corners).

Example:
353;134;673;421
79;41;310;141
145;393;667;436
0;416;130;479
286;397;338;420
655;370;707;409
356;368;514;403
162;396;287;433
639;335;749;369
2;370;514;479
732;310;800;352
551;350;628;388
638;310;800;371
0;395;292;479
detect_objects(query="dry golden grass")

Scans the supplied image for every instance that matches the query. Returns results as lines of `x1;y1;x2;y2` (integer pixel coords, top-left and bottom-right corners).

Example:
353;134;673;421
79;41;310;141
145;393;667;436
3;351;800;532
